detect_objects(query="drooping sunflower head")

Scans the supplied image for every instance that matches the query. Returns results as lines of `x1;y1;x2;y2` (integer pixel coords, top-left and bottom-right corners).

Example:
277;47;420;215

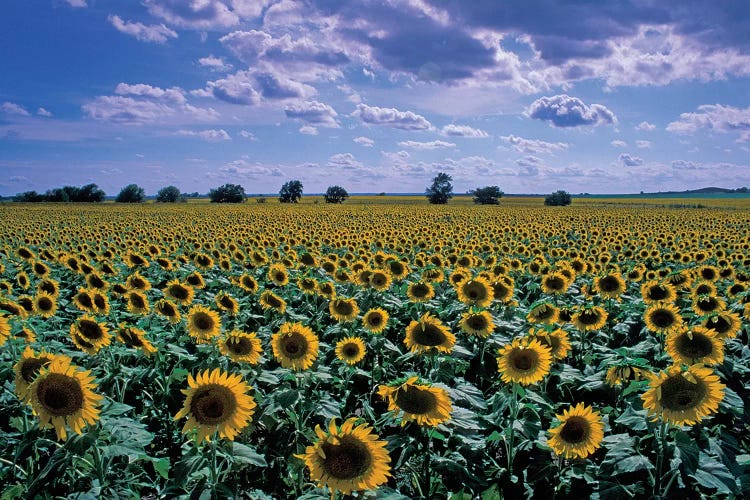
329;298;360;323
404;313;455;354
541;272;570;295
692;295;726;316
702;311;742;340
572;306;608;331
28;356;103;440
185;271;206;289
174;368;256;442
547;403;604;459
456;277;493;308
271;322;319;371
69;315;111;355
317;281;337;299
154;299;182;323
406;281;435;303
641;364;725;426
219;330;263;364
116;324;157;356
459;310;495;338
125;272;151;291
666;326;724;366
164;279;195;306
496;337;552;385
125;290;150;315
530;327;571;360
37;278;60;297
297;418;392;496
259;290;287;314
526;302;559;325
215;291;239;315
268;263;289;287
73;288;95;313
594;273;627;299
297;277;318;295
186;305;222;344
33;292;58;318
335;336;367;365
362;308;389;334
377;377;452;427
643;302;684;335
238;274;259;294
641;280;677;304
604;364;648;387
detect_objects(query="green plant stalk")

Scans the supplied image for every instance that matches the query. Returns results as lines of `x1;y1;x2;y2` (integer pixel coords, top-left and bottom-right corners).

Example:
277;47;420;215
653;420;669;496
421;428;433;498
505;383;521;476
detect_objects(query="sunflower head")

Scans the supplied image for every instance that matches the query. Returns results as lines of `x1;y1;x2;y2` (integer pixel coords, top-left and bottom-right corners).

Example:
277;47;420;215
297;277;318;295
268;264;289;287
702;311;742;340
404;313;455;354
271;322;319;371
33;292;58;318
368;270;392;291
497;337;552;385
459;310;495;338
154;299;182;323
456;277;493;308
220;330;263;364
526;302;559;325
605;365;648;387
572;306;608;331
174;368;256;442
329;298;360;322
594;273;626;299
643;302;683;335
547;403;604;459
116;324;157;356
125;290;150;315
259;290;287;314
530;327;571;360
666;326;724;366
362;308;389;334
186;305;222;344
238;274;259;293
297;418;391;496
69;315;111;355
335;336;367;365
406;281;435;303
692;295;726;316
164;279;195;305
541;272;570;295
14;346;64;401
641;280;677;304
215;292;239;315
378;377;452;427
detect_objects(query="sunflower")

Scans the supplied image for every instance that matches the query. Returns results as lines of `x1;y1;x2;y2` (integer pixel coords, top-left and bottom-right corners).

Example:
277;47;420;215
163;279;195;306
271;322;319;371
336;337;367;365
572;306;608;331
125;290;150;315
385;259;409;280
368;270;392;291
421;267;444;283
530;327;571;360
702;311;742;340
641;280;677;304
186;305;222;344
297;418;391;496
643;303;683;335
14;347;64;400
32;292;58;318
547;403;604;460
268;264;289;287
526;302;559;325
378;377;452;426
362;308;389;334
154;299;182;324
297;277;318;295
219;330;263;364
665;326;724;366
215;291;239;316
123;251;149;268
72;288;95;313
37;278;60;297
458;310;495;338
16;327;36;343
174;368;256;442
455;277;493;308
259;290;287;314
317;281;337;299
406;281;435;303
69;315;111;355
641;364;725;426
0;316;10;347
90;290;110;315
185;271;206;289
541;272;570;295
491;279;514;303
125;272;151;291
28;356;103;440
497;338;552;385
238;274;259;294
404;313;455;354
692;295;726;316
605;365;649;387
594;273;627;299
329;298;360;322
116;324;157;356
691;281;717;298
193;253;214;270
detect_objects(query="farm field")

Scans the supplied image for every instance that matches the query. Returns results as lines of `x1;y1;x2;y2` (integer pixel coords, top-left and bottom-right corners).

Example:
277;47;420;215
0;199;749;499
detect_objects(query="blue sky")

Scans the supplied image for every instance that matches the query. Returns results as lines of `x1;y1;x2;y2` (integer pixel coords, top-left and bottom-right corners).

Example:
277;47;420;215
2;0;750;196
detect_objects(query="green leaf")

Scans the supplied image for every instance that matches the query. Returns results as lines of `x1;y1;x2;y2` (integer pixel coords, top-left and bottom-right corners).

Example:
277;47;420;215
719;387;744;416
153;457;170;480
690;453;738;495
232;443;268;467
673;430;699;475
275;389;299;408
615;455;654;474
614;406;648;431
1;485;25;500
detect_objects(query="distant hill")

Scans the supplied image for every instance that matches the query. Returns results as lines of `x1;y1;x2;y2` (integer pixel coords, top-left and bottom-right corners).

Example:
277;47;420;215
638;187;748;195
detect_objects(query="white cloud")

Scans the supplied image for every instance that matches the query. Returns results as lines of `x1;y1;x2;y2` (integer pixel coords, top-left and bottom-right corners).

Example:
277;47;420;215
108;15;178;44
144;0;270;30
198;56;233;72
217;158;284;179
353;136;374;147
354;104;432;130
177;129;231;141
636;121;656;131
398;140;456;150
441;124;488;138
636;140;652;149
1;102;30;116
299;125;318;135
611;140;628;148
66;0;87;7
500;135;568;154
37;107;53;117
239;130;256;140
619;153;644;167
327;153;363;168
667;104;750;142
527;94;617;127
284;101;339;127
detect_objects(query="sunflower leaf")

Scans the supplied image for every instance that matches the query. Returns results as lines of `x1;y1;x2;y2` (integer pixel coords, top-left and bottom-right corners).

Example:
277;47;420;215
613;406;648;431
690;453;739;494
232;442;268;467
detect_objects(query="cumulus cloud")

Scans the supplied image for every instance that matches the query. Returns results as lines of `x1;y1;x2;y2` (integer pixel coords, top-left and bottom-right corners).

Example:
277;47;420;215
239;130;256;140
353;136;374;147
218;158;284;179
284;101;339;127
204;72;261;105
666;104;750;142
115;83;185;103
671;160;699;170
636;121;656;131
527;95;617;127
398;140;456;150
299;125;318;135
108;15;178;44
636;140;652;149
1;102;30;116
355;104;432;130
619;153;644;167
198;56;233;72
327;153;362;168
202;70;314;105
501;135;568;154
516;156;543;167
611;140;627;147
37;107;53;117
441;124;488;138
143;0;271;30
66;0;87;7
176;129;231;141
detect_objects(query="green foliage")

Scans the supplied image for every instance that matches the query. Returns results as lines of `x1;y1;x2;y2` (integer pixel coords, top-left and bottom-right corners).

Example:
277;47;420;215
208;184;246;203
426;172;454;204
544;190;572;206
324;185;349;204
14;184;105;203
469;186;503;205
115;184;146;203
156;186;182;203
279;180;303;203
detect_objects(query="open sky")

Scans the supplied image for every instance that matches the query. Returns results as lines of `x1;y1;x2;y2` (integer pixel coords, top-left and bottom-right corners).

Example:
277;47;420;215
2;0;750;196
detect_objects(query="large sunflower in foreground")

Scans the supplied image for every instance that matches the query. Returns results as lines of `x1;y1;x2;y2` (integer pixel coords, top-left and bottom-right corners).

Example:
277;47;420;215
271;322;319;370
497;337;552;385
186;305;222;344
335;336;367;365
643;302;683;335
28;356;103;440
220;330;263;364
404;313;455;354
641;364;725;426
297;418;391;496
174;368;256;442
378;377;452;427
547;403;604;459
0;316;10;347
665;326;724;366
69;315;111;355
14;346;65;401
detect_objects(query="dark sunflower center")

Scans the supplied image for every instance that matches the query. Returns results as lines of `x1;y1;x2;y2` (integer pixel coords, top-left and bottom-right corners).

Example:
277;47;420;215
227;337;253;355
367;314;382;326
395;386;437;414
321;436;372;480
39;282;56;294
701;269;716;280
660;375;706;411
78;320;103;340
129;294;146;308
493;283;510;299
510;349;536;371
343;344;360;358
77;294;93;308
21;357;50;383
131;278;146;289
93;295;106;310
578;311;600;325
463;282;487;301
372;274;386;286
545;276;566;290
160;303;177;316
38;297;53;311
187;276;202;286
121;330;144;347
651;309;676;328
675;333;713;359
696;298;719;312
413;323;447;346
729;284;745;295
411;284;430;298
467;315;488;330
649;286;668;300
220;296;235;309
282;333;308;359
389;262;405;275
533;306;555;321
266;295;282;308
707;316;730;334
190;385;236;424
695;284;712;295
170;285;189;300
242;277;256;289
599;276;620;292
334;301;353;315
37;373;84;416
194;314;213;331
559;416;588;444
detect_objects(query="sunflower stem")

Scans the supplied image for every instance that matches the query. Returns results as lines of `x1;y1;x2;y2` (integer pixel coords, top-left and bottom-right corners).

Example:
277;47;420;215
653;420;669;496
208;434;219;495
421;428;433;498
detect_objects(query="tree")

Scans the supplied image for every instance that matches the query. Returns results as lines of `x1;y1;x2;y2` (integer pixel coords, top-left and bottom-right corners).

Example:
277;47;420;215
156;185;182;203
426;172;453;204
78;183;105;202
115;184;146;203
324;185;349;204
279;180;303;203
208;184;246;203
544;190;572;206
14;191;46;202
469;186;503;205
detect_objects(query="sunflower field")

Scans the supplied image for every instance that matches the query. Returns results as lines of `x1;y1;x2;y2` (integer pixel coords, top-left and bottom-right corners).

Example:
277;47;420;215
0;200;749;499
